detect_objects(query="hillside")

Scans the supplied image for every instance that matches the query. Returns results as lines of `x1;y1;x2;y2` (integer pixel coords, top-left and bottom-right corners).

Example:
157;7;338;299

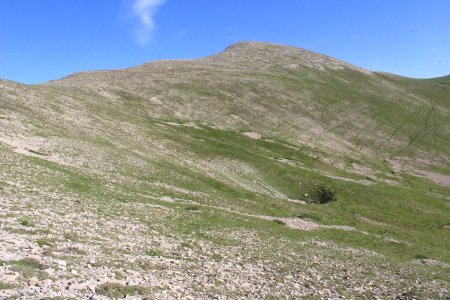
0;42;449;298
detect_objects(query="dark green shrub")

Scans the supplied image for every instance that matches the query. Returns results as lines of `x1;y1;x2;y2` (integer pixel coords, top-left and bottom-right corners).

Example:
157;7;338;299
316;186;335;203
273;219;285;225
314;186;336;204
184;205;199;211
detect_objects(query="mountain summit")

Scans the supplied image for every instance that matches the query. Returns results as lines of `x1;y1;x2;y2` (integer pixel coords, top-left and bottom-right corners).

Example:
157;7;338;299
0;42;449;298
205;41;371;73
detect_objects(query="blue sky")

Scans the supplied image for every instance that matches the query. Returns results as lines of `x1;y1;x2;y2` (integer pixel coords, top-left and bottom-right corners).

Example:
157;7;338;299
1;0;449;84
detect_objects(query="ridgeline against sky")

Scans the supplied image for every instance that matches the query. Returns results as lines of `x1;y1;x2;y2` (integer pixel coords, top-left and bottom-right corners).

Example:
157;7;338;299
0;0;449;83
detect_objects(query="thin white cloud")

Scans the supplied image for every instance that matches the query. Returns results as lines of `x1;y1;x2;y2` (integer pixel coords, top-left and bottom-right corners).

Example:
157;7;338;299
130;0;166;46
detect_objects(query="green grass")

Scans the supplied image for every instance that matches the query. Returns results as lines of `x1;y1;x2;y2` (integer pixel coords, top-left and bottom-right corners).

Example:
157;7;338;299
145;249;163;257
96;284;150;298
19;218;34;227
24;116;443;264
4;119;449;266
0;283;16;290
133;121;449;262
3;258;47;279
36;239;53;247
64;232;82;242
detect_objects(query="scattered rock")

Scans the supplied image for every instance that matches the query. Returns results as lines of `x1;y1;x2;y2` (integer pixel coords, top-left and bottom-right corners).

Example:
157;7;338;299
87;283;97;293
44;268;55;275
125;269;140;276
28;277;39;287
37;279;52;288
72;282;87;290
106;278;127;286
0;289;19;298
0;274;19;283
57;260;67;267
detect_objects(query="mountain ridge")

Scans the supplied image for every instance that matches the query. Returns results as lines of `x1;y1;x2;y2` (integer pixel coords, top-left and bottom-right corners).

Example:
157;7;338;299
0;41;449;298
2;42;449;86
39;41;447;86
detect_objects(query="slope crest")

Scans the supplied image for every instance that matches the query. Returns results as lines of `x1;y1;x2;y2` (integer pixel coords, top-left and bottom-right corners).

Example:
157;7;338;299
203;41;372;74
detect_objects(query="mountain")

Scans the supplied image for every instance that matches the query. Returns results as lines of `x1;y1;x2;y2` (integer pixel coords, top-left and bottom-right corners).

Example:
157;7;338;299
0;42;449;298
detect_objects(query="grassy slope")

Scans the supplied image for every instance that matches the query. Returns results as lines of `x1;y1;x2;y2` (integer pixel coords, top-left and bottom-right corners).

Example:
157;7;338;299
0;42;449;297
46;42;450;159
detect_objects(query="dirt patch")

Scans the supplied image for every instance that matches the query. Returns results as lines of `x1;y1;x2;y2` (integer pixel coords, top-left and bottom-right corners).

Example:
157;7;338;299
280;218;320;230
160;121;199;128
419;171;450;187
243;132;262;140
387;157;450;187
0;135;72;167
350;163;375;178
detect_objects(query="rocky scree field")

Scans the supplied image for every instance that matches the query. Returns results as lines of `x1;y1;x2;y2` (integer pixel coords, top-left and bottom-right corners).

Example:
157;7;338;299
0;42;449;299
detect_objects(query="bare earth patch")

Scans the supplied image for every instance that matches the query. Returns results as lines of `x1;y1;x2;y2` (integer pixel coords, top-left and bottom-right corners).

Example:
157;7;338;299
243;132;263;140
419;171;450;187
388;157;450;187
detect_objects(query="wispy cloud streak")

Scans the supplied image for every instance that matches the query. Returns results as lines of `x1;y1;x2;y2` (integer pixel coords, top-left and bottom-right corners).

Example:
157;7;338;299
130;0;166;46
